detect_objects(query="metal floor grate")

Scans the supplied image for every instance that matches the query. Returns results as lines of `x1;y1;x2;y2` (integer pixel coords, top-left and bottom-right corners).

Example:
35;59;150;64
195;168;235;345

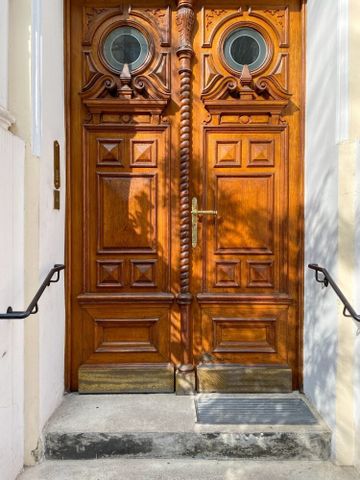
195;396;318;425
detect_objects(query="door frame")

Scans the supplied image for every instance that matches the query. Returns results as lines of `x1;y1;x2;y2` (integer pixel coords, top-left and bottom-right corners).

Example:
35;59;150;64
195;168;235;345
63;0;307;392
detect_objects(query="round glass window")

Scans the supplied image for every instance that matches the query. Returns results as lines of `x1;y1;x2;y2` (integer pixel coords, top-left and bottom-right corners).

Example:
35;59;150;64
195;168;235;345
102;26;149;73
223;27;268;72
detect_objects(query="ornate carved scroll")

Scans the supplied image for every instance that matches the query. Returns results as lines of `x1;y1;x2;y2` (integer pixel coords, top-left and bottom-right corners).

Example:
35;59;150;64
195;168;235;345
176;0;195;373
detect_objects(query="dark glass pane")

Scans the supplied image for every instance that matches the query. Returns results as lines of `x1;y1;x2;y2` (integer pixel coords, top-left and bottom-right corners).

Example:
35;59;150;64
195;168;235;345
111;34;141;65
230;36;260;66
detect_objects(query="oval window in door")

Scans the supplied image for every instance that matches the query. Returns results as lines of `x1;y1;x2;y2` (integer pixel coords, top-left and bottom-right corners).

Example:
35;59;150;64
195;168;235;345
223;27;268;73
102;26;149;73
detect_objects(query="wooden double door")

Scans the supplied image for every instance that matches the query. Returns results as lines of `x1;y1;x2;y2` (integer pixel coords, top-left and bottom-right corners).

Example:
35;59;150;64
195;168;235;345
67;0;304;393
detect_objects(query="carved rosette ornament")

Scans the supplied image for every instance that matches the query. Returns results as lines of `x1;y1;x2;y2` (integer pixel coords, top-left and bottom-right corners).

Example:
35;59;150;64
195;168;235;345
176;0;195;372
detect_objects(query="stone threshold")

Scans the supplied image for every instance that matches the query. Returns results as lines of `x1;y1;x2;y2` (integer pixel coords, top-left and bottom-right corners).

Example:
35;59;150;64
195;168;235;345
43;393;331;461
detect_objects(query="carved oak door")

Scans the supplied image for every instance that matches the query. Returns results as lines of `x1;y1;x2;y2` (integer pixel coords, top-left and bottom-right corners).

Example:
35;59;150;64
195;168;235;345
67;0;304;393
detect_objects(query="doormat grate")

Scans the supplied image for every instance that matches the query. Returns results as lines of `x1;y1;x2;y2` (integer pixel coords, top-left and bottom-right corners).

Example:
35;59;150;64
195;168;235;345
195;396;318;425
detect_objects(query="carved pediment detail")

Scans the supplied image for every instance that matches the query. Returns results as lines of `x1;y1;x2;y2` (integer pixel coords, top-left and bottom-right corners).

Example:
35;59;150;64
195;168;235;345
202;68;291;103
201;68;291;126
80;4;172;123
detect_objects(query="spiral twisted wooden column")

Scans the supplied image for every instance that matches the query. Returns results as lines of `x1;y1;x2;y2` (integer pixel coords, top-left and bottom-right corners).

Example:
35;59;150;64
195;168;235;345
176;0;195;371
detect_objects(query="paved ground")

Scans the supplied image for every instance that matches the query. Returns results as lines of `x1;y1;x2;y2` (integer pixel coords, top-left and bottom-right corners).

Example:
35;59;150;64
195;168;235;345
18;459;360;480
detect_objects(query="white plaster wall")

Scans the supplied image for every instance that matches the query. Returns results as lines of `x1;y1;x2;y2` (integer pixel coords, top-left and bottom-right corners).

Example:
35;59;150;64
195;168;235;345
350;1;360;469
304;0;340;431
0;128;25;480
354;141;360;470
0;0;9;109
6;0;66;468
38;0;66;431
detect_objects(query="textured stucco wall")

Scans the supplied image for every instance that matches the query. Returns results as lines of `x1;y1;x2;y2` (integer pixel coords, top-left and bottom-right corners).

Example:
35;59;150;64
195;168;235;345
305;0;360;466
0;128;25;480
38;0;66;434
0;1;26;479
7;0;66;469
304;0;340;434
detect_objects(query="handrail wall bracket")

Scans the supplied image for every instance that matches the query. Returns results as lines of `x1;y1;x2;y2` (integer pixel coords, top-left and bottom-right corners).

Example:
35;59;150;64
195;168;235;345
308;263;360;335
0;264;65;320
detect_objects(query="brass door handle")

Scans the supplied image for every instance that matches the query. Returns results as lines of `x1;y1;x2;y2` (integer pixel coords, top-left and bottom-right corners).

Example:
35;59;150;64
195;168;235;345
191;197;217;248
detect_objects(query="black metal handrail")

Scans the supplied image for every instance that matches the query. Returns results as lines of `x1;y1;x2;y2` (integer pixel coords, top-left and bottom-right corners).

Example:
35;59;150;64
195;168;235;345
308;264;360;323
0;264;65;320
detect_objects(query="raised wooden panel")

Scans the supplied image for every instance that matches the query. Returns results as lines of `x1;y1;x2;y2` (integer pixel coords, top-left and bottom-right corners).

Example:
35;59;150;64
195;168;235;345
213;317;276;353
81;304;171;365
97;139;124;166
247;261;274;288
215;174;274;254
204;129;285;294
131;260;157;287
215;140;241;167
200;305;289;364
97;260;123;287
97;173;157;253
86;128;169;296
215;261;240;287
248;139;275;167
94;317;159;353
130;139;158;167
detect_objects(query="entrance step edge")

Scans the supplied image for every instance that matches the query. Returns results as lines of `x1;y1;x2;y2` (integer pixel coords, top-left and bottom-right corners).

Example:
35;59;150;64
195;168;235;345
43;393;331;461
44;430;331;461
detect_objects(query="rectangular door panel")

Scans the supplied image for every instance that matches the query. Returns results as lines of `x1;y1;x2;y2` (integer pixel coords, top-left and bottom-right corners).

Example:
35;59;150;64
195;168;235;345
85;128;170;294
200;304;290;364
203;130;287;294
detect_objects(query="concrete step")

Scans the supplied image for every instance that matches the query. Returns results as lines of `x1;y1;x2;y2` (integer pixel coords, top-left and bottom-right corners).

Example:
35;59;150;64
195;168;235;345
43;393;331;461
18;459;359;480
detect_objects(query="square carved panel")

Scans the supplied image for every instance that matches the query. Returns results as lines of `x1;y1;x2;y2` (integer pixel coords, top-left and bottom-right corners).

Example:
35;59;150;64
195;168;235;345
247;261;274;288
248;140;274;167
131;260;157;287
130;140;157;167
97;260;123;287
215;141;241;167
97;139;124;166
215;261;240;287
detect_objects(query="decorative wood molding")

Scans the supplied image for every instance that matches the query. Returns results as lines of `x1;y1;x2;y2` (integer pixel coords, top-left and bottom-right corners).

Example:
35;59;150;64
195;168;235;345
80;5;171;124
201;71;291;126
202;54;222;93
249;6;289;48
270;53;290;91
0;105;15;130
176;0;195;371
81;76;170;125
132;6;171;47
202;7;242;47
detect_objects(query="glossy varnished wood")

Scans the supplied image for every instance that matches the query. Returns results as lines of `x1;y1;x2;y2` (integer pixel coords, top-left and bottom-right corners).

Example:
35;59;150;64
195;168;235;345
191;0;304;391
65;0;305;392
